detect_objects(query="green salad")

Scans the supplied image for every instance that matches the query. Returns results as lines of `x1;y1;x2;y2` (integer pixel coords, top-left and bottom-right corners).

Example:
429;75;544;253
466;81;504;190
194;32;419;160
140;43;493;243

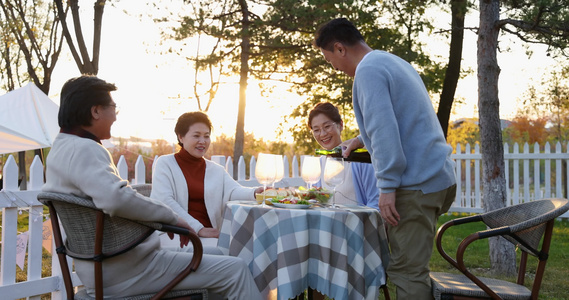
271;196;310;205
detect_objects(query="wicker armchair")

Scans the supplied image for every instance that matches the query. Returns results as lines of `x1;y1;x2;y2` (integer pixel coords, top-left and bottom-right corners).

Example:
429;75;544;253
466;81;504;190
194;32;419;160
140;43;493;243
38;191;208;300
430;198;569;300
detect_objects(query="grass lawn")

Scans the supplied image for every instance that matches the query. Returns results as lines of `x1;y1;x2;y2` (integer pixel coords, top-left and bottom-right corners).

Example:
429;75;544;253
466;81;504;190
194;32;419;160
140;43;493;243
382;212;569;300
3;211;568;299
283;212;569;300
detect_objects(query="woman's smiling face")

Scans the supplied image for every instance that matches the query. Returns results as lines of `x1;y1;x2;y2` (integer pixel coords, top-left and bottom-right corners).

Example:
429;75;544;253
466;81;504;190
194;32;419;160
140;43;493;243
310;113;342;150
179;122;211;158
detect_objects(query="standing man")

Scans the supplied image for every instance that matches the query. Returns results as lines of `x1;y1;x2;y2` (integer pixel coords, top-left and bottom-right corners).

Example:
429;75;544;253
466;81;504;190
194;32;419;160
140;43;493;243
313;18;457;299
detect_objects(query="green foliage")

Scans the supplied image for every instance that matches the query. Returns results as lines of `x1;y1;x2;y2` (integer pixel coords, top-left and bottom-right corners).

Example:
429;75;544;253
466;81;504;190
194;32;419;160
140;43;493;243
281;0;447;152
0;0;63;92
447;119;480;150
166;0;447;153
517;66;569;145
501;0;569;57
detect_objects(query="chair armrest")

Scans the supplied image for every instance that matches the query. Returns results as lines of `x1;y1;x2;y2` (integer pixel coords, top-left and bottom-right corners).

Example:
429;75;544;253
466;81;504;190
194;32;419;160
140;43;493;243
436;215;507;299
151;223;203;300
138;221;203;271
435;215;483;270
160;223;192;236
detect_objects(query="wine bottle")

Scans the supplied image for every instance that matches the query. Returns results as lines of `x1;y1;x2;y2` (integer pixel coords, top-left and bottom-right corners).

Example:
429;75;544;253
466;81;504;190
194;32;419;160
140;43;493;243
315;146;371;163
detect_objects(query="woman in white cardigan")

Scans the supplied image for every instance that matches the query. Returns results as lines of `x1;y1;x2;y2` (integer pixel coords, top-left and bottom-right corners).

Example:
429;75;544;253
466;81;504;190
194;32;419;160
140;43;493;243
152;111;262;249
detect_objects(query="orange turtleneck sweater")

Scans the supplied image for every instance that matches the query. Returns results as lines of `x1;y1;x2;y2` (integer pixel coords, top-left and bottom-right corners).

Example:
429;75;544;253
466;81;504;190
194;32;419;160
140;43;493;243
174;149;213;228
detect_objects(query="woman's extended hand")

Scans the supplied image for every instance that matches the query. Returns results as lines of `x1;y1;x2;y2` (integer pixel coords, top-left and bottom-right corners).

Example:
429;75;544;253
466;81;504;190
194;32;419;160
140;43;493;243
198;227;220;238
254;186;266;195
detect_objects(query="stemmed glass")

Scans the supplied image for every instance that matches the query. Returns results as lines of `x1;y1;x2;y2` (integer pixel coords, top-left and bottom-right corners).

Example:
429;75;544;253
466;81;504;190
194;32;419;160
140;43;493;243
272;155;284;189
323;156;345;208
301;156;321;189
255;153;276;207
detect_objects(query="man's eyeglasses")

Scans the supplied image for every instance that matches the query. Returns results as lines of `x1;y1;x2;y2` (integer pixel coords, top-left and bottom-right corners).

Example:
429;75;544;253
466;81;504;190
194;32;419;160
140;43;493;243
312;122;336;136
105;104;120;115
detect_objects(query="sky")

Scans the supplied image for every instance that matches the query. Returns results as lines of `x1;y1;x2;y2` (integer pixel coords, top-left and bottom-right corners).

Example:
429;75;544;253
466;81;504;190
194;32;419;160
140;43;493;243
45;2;560;145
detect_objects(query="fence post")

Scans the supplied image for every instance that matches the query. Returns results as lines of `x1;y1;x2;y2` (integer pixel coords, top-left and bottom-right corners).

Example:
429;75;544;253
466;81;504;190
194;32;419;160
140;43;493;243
283;155;290;178
533;142;541;200
133;155;146;184
454;143;462;207
513;143;520;206
117;155;128;180
545;142;551;198
474;143;481;209
211;155;225;167
226;157;234;179
555;142;563;198
236;156;246;181
250;156;257;180
28;155;44;190
503;142;510;205
3;155;18;190
1;155;18;286
291;155;299;178
28;156;45;286
523;143;530;203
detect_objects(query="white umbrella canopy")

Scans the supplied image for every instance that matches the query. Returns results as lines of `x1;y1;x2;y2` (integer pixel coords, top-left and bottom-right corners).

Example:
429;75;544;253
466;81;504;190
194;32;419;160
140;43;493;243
0;82;60;154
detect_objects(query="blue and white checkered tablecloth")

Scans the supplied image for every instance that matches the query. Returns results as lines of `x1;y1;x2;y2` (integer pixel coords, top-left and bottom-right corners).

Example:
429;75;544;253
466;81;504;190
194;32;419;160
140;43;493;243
218;201;390;300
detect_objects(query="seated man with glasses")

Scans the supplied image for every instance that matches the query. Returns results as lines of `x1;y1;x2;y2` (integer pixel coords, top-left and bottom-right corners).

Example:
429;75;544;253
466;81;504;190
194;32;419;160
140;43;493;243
43;75;262;299
308;102;379;209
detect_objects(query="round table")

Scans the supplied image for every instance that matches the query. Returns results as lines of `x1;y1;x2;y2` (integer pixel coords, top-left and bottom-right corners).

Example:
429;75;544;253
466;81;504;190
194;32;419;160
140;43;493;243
217;201;390;300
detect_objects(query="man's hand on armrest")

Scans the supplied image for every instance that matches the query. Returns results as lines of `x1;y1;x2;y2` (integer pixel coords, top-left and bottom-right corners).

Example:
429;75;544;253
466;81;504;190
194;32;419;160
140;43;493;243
168;217;196;248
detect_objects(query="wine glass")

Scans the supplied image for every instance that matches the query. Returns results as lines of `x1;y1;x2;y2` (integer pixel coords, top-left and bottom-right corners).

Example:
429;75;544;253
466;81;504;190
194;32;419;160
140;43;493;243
272;155;284;189
255;153;276;207
323;156;345;208
301;156;321;189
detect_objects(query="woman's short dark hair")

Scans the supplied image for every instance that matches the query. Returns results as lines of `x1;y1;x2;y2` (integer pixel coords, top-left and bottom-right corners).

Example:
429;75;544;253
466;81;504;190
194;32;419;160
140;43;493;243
308;102;343;129
58;75;117;129
175;111;213;147
313;18;365;52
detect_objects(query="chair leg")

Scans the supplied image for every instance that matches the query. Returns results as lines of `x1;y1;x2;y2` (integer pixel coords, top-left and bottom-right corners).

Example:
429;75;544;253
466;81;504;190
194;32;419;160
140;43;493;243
381;284;391;300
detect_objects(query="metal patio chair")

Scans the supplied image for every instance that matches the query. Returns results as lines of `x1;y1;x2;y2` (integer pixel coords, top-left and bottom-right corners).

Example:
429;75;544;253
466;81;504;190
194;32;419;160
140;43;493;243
430;198;569;300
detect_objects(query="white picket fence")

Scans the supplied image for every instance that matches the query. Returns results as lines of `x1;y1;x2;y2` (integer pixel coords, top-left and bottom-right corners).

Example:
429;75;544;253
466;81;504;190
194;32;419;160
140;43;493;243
1;142;569;299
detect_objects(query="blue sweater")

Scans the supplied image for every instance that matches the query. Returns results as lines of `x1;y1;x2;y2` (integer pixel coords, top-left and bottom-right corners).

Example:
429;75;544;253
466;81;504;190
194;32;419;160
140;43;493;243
352;50;456;194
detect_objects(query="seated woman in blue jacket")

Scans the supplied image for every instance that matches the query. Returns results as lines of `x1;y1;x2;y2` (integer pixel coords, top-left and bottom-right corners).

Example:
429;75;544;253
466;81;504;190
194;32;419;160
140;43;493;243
308;102;379;209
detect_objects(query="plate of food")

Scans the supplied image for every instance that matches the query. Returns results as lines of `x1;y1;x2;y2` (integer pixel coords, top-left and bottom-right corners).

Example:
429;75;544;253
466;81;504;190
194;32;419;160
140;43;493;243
297;186;333;204
273;203;311;209
256;188;298;205
271;197;311;209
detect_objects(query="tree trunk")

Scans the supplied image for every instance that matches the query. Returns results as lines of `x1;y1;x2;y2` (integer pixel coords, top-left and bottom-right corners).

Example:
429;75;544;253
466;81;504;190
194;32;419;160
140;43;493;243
233;0;251;178
437;0;466;138
477;0;516;276
55;0;104;75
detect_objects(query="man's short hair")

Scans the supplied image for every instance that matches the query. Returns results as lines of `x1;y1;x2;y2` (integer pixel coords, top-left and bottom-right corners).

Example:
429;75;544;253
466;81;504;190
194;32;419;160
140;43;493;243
58;75;117;129
314;18;365;51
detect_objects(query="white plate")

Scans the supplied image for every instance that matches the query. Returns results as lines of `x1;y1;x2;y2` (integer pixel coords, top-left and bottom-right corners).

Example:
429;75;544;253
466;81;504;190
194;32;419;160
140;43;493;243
272;203;311;209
